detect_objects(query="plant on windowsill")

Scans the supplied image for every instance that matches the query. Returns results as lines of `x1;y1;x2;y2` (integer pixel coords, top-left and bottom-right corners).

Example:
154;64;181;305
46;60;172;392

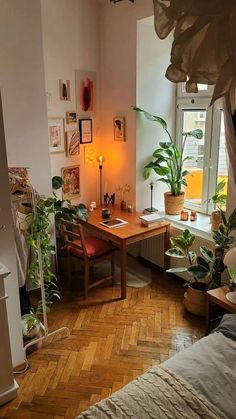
133;106;203;215
166;207;236;316
209;179;227;231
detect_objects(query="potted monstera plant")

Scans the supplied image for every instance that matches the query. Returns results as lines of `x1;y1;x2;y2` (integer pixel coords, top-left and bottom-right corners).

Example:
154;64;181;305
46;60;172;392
133;106;203;215
166;208;236;316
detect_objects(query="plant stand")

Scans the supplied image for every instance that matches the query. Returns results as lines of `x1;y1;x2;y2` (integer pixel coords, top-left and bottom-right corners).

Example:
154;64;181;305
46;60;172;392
0;264;19;406
23;185;70;357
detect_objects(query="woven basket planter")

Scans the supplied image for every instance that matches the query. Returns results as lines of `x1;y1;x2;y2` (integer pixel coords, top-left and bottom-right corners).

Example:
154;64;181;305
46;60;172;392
184;282;208;317
164;192;185;215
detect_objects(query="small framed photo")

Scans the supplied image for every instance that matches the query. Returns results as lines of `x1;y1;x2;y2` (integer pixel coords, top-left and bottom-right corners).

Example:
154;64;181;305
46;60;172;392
61;165;80;200
48;118;65;153
66;111;77;124
66;130;80;156
114;117;125;141
79;119;92;144
59;80;71;101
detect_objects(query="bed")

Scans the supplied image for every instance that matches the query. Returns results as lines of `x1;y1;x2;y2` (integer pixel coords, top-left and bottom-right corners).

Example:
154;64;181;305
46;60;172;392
77;314;236;419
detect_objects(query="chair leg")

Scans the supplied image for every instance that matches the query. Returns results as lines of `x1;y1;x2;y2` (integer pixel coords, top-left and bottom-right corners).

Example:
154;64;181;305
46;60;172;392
111;251;115;286
84;261;89;298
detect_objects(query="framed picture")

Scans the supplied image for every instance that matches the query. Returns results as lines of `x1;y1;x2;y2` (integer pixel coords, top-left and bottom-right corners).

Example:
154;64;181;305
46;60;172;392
61;165;80;200
48;118;65;153
79;119;92;144
75;70;96;116
66;130;80;156
66;111;77;124
59;80;71;101
114;117;126;141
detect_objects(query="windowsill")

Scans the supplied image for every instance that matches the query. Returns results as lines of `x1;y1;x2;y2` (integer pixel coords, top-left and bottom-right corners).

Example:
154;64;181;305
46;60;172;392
158;210;213;241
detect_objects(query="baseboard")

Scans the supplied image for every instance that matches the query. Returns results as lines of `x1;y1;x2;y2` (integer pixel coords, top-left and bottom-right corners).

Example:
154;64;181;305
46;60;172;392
0;380;18;406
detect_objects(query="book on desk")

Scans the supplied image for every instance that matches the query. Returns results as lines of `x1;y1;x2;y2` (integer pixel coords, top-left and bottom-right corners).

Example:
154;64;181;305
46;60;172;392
140;214;165;227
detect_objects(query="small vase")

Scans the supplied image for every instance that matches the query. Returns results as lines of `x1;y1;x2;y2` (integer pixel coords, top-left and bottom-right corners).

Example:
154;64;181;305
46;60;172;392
120;200;127;211
211;210;221;231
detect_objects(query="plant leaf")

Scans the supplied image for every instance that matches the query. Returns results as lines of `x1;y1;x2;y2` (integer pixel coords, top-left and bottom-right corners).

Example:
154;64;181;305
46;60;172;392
200;246;214;263
133;106;167;130
165;248;185;258
183;129;203;139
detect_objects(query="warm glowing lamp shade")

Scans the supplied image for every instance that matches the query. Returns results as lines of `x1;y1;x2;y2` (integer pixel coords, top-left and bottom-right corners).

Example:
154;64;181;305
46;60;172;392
97;155;105;164
224;248;236;304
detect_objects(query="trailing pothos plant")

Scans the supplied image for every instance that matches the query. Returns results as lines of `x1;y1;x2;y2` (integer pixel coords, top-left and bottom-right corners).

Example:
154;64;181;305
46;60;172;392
133;106;203;196
26;196;60;315
26;178;89;321
165;208;236;289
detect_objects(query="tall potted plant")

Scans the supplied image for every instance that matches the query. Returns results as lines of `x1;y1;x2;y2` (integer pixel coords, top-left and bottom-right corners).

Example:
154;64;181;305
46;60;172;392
166;208;236;315
134;106;203;214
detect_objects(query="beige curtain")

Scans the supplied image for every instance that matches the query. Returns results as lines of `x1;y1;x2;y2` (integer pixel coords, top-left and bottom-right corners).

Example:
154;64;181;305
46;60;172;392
153;0;236;182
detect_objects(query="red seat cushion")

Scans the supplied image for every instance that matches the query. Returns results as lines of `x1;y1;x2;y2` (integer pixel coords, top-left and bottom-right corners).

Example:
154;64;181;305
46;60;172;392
69;236;114;259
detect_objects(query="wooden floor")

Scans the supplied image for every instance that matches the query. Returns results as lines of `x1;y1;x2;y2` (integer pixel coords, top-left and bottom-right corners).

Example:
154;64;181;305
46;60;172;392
1;260;204;419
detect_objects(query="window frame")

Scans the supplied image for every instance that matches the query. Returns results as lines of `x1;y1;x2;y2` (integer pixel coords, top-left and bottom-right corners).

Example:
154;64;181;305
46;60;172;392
176;87;224;215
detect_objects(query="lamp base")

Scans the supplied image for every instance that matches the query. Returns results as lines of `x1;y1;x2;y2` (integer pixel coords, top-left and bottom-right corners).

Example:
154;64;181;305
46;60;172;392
144;207;158;214
226;291;236;305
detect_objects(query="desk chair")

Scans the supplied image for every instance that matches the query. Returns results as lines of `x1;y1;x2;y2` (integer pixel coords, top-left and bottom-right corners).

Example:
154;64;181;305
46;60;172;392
61;219;116;298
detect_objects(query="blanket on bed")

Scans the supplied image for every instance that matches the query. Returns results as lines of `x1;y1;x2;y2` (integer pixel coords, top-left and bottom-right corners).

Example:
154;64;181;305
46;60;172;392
77;367;218;419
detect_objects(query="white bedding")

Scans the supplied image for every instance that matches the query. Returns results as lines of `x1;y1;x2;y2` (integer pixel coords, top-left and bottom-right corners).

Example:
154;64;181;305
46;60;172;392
163;332;236;419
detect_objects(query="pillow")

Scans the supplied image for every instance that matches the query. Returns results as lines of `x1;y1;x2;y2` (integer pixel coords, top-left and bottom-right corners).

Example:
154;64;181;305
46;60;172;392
212;314;236;341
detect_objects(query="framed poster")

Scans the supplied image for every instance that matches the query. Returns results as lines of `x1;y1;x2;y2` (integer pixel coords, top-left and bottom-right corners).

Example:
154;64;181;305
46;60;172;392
48;118;65;153
79;119;92;144
114;117;126;141
66;130;80;156
61;165;80;200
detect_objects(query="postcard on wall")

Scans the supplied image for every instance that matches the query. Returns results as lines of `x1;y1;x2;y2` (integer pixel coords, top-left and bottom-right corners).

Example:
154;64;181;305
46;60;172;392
114;117;126;141
66;130;80;156
48;118;65;153
61;165;80;200
66;111;77;124
75;70;96;116
84;146;96;168
59;80;71;101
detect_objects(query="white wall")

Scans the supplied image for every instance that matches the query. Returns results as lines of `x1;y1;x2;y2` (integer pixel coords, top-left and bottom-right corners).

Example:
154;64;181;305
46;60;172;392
0;0;52;366
99;0;154;208
0;95;24;368
136;17;176;211
41;0;101;205
0;0;52;196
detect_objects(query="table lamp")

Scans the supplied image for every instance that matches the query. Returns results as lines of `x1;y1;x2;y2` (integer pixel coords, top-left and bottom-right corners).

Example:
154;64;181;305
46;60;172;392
224;247;236;304
97;155;104;206
144;182;158;213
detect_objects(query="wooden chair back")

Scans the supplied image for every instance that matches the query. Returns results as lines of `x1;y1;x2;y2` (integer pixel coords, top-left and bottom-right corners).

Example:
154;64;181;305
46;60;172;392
61;219;88;258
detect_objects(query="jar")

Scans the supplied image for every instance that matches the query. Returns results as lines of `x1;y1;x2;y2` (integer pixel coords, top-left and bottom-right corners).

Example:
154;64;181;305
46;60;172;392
190;211;197;221
127;205;134;213
180;210;189;221
101;208;111;219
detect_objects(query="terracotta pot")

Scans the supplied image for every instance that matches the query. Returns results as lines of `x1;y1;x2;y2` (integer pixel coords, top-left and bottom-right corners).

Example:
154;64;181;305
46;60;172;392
211;210;221;231
164;192;185;215
184;282;208;317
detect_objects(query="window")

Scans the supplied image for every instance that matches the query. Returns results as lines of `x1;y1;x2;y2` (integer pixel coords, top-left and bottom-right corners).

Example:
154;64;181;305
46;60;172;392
176;88;228;214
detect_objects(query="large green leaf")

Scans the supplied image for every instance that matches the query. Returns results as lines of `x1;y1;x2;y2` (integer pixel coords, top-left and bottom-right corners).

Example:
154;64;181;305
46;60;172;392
183;129;203;139
154;166;171;176
165;248;185;258
197;256;210;270
133;106;167;130
52;176;64;190
75;204;89;222
216;180;226;193
188;251;197;264
143;167;152;180
200;246;214;263
188;264;210;279
159;142;171;149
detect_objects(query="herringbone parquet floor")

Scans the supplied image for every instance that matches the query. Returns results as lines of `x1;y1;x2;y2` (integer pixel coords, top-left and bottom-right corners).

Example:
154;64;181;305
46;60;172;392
1;259;204;419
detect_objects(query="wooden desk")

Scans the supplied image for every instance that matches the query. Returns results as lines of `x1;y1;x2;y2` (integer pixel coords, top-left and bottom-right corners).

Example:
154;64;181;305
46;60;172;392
206;286;236;334
80;207;170;299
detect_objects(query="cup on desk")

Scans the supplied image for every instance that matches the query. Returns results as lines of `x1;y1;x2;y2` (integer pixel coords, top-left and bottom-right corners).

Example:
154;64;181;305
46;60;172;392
101;208;111;219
